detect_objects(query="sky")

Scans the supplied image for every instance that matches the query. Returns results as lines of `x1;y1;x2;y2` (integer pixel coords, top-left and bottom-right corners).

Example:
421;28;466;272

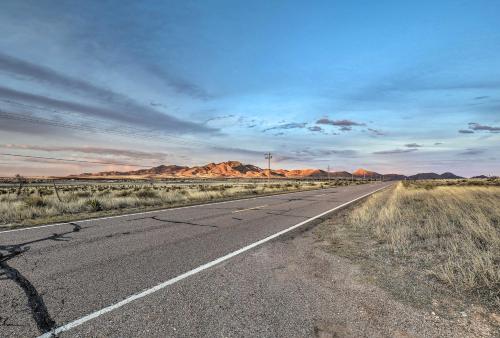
0;0;499;177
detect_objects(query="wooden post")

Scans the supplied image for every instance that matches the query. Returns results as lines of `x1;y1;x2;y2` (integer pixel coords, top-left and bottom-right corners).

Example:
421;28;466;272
53;180;62;202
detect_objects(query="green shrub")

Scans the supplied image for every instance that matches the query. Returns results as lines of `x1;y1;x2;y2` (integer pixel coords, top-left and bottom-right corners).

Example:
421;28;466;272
86;198;103;211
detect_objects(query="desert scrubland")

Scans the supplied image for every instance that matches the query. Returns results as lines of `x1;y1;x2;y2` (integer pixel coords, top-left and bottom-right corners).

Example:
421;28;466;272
0;179;363;228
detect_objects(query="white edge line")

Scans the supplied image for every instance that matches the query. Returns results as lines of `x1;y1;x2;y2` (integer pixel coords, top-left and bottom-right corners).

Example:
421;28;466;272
0;183;375;234
37;184;389;338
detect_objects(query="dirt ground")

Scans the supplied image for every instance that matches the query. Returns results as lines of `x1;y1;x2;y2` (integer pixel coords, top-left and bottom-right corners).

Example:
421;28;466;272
248;223;500;337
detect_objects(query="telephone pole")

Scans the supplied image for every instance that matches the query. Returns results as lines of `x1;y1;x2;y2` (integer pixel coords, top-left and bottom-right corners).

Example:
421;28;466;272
327;165;331;182
265;152;272;183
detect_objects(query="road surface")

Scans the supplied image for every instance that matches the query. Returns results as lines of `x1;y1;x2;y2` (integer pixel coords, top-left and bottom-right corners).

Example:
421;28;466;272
0;181;391;337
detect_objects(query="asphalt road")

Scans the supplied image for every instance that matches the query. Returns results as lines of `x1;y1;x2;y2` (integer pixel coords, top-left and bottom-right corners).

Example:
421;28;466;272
0;181;391;337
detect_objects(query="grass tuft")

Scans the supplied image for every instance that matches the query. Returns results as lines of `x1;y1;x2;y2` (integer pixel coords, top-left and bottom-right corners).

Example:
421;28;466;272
85;198;103;212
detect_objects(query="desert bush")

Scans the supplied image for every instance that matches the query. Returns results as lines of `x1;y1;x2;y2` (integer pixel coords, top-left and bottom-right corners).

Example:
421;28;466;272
135;189;159;199
23;196;47;208
85;198;103;212
116;190;132;197
23;195;47;208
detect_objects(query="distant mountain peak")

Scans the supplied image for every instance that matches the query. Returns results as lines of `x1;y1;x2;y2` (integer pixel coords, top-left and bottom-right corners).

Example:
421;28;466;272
71;161;467;180
352;168;380;177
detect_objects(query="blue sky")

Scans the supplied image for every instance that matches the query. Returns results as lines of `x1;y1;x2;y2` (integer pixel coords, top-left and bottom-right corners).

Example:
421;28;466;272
0;0;499;176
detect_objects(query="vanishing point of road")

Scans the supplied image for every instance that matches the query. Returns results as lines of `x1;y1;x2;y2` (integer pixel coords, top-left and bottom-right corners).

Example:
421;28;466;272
0;181;392;337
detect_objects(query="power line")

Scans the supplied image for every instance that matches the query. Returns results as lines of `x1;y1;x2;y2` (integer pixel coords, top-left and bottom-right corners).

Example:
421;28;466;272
0;110;273;158
0;110;206;147
0;153;152;168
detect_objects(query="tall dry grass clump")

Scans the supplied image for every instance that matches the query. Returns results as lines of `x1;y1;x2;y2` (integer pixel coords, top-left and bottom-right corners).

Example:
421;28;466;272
349;182;500;304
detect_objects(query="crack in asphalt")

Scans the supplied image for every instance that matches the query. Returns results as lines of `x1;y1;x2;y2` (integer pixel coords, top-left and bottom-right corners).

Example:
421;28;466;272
0;259;55;334
0;225;81;334
127;215;217;228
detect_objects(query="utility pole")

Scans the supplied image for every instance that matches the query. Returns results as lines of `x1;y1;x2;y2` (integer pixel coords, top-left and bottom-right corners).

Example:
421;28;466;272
327;165;331;182
265;152;272;183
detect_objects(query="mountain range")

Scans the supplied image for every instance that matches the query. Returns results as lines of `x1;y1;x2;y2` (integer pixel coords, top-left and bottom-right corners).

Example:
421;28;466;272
74;161;467;180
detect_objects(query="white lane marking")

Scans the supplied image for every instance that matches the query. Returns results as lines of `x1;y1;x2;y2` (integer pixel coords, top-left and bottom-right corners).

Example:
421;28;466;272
37;184;390;338
0;184;354;234
232;204;268;213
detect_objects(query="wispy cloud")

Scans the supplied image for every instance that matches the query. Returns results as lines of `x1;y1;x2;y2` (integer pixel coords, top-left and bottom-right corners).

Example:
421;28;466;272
263;122;307;132
316;118;365;127
0;86;211;134
270;148;359;163
0;53;213;134
145;64;213;100
405;143;423;148
204;114;235;124
0;111;70;135
209;146;266;157
350;66;500;102
367;128;385;136
468;122;500;133
373;148;418;155
459;148;485;156
1;144;170;160
307;126;324;132
458;129;474;134
292;148;358;158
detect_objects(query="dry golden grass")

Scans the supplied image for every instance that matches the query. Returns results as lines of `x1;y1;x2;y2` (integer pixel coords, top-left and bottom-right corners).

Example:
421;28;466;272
0;180;361;228
348;181;500;306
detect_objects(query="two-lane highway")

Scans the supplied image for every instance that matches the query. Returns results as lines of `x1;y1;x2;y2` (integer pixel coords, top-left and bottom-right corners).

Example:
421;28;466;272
0;181;392;337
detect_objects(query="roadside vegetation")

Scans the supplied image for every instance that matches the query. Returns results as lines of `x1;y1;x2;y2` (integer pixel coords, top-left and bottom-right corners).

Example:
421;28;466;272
317;178;500;325
0;179;365;228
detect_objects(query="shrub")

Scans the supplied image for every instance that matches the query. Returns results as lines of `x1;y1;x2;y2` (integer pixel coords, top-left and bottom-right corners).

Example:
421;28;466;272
75;191;92;198
116;190;132;197
135;189;159;199
85;199;103;211
24;196;47;208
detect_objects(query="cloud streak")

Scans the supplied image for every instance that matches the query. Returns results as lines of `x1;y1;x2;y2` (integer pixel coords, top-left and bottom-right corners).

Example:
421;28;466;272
307;126;324;132
316;118;365;127
263;122;307;132
1;144;169;160
367;128;385;136
0;86;211;133
0;53;212;134
459;148;485;156
468;122;500;133
373;148;418;155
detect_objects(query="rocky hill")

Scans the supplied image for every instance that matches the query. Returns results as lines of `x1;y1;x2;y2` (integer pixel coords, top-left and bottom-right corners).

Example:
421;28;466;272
74;161;466;180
